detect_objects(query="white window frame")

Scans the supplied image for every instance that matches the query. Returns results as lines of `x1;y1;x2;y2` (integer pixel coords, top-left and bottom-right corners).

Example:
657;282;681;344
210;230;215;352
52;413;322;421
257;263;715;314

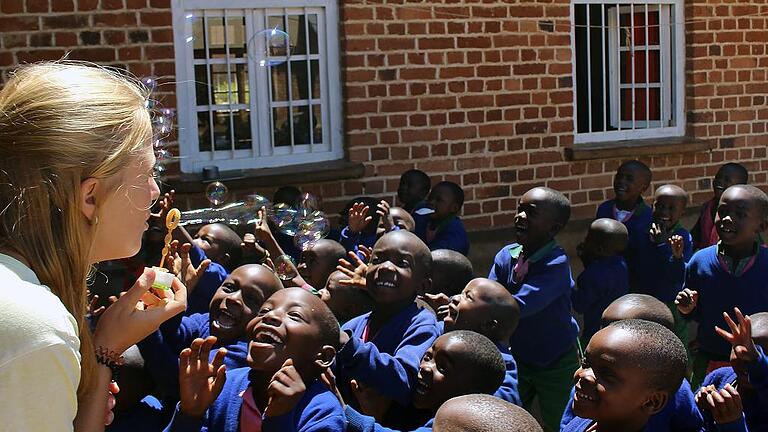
171;0;344;173
571;0;685;144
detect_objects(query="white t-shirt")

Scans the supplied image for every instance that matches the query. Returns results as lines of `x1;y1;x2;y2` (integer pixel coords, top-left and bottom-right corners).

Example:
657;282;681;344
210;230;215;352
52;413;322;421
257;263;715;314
0;253;81;431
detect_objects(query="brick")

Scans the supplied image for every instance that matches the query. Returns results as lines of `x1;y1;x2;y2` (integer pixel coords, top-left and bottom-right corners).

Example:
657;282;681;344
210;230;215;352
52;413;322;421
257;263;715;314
104;30;126;44
145;44;174;59
29;33;52;47
140;11;172;26
1;0;23;13
16;49;67;63
515;121;548;135
102;0;124;9
54;32;78;46
26;0;48;12
93;13;137;27
80;31;101;45
77;0;98;10
69;48;115;62
3;34;27;49
0;16;39;31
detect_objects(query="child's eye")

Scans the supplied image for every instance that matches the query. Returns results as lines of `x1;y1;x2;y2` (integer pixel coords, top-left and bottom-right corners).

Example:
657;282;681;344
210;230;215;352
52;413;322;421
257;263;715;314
371;256;381;264
288;311;305;321
398;260;410;268
257;307;271;316
222;283;237;293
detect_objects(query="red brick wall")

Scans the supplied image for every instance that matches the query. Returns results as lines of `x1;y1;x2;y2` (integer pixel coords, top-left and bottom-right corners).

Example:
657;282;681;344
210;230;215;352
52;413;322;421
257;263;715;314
1;0;766;230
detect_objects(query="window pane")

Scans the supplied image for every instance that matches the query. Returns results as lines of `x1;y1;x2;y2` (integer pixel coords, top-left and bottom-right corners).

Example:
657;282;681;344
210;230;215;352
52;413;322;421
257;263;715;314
212;110;232;151
195;64;209;105
648;11;659;45
310;59;320;99
291;60;310;100
308;14;318;54
634;88;660;121
233;110;252;150
193;17;206;59
271;62;288;102
312;104;322;144
227;16;246;58
207;17;226;59
268;16;284;33
288;15;307;55
232;63;249;104
293;106;311;145
197;112;211;152
273;107;290;147
210;64;231;105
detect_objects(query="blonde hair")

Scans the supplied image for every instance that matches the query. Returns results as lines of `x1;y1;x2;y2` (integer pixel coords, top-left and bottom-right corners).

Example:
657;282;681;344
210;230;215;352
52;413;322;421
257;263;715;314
0;62;153;398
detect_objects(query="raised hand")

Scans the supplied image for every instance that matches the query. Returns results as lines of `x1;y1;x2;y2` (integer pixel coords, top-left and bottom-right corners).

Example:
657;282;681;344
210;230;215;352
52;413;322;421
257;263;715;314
320;368;345;408
254;207;276;243
178;242;211;294
696;384;744;425
348;202;372;233
675;288;698;315
337;251;368;289
265;359;306;418
716;308;759;364
649;221;669;244
241;232;268;262
376;200;394;233
87;292;106;319
669;235;684;259
350;379;392;421
179;337;228;419
419;292;451;314
357;245;373;263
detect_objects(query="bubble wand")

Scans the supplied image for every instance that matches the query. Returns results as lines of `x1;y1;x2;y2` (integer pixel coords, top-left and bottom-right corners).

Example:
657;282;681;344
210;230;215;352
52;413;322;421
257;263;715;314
147;208;181;301
159;208;181;269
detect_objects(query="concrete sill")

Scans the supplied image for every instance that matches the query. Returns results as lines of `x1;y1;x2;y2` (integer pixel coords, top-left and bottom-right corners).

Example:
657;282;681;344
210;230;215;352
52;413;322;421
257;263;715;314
163;159;365;194
565;136;715;161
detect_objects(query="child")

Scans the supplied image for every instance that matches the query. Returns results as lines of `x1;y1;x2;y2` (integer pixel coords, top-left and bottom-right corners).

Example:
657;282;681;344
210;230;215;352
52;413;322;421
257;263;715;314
489;186;579;432
692;163;749;250
676;185;768;387
424;249;474;301
432;394;543;432
339;197;383;254
271;185;303;260
562;319;688;432
414;181;470;255
343;331;506;432
595;160;654;292
334;230;440;427
562;293;704;432
697;308;768;431
296;239;346;290
165;288;344;431
571;218;629;343
318;270;375;325
383;207;416;234
397;169;431;213
441;278;522;405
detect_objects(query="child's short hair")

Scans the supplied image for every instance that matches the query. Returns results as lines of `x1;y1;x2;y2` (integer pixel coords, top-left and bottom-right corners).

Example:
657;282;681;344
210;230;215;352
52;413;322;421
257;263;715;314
602;294;675;330
431;249;474;296
618;160;652;184
434;181;465;208
726;184;768;220
537;186;571;227
589;218;628;255
718;162;749;183
608;319;687;394
207;223;244;269
444;330;505;394
377;230;433;279
655;184;688;206
304;289;341;349
433;394;543;432
401;169;431;192
750;312;768;347
273;186;301;207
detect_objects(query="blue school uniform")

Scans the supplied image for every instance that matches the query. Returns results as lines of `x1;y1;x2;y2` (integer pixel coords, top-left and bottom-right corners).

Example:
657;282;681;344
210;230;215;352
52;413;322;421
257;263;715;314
684;245;768;358
335;303;439;407
630;224;693;302
435;321;521;406
107;396;169;432
187;245;229;316
339;226;378;256
700;346;768;432
489;241;579;367
560;379;703;432
413;215;470;256
164;367;345;432
571;255;629;342
345;405;433;432
595;199;654;292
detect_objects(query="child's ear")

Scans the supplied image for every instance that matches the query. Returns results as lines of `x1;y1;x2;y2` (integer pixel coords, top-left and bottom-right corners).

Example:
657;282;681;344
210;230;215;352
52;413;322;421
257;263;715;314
641;391;668;416
79;177;100;224
418;277;432;297
548;222;564;239
480;319;499;336
314;345;337;369
220;252;231;266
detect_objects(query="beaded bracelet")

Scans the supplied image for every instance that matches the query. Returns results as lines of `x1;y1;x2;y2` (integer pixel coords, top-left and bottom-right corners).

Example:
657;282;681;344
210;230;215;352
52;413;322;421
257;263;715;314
95;346;125;376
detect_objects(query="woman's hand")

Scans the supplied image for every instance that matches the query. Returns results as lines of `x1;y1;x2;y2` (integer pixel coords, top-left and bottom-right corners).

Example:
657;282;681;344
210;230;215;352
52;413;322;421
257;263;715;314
93;267;187;354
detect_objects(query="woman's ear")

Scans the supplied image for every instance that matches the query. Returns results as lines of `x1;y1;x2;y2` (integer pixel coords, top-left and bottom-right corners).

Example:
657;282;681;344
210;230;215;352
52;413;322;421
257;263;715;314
80;177;100;223
314;345;337;369
641;391;668;416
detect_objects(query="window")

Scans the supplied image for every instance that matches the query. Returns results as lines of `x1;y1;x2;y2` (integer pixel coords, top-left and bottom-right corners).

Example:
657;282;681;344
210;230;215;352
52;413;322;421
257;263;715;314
571;0;685;143
171;0;343;173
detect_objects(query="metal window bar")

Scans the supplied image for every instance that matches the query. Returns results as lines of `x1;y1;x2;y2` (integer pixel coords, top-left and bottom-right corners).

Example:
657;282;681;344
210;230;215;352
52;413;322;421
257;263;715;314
245;10;260;158
304;10;315;151
285;11;295;152
203;11;216;155
644;4;650;127
616;4;621;131
630;3;635;130
224;11;235;153
601;3;607;132
264;12;276;155
659;5;666;126
586;5;592;133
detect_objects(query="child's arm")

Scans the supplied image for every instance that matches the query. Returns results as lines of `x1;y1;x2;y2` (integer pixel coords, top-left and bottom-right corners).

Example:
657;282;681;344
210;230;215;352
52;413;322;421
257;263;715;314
336;323;439;405
512;256;573;318
164;337;227;432
343;405;417;432
571;268;600;314
340;203;373;252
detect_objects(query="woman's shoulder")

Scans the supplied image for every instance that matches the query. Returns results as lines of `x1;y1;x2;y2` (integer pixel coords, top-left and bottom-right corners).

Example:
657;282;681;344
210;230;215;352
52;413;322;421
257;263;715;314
0;259;79;368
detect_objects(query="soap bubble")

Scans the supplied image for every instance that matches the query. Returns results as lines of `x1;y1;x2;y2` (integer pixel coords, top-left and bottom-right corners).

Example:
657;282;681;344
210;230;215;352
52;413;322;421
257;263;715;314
153;138;166;149
156;148;173;161
298;192;320;212
248;27;290;67
297;211;330;237
294;230;322;251
245;194;272;223
273;254;298;281
270;203;299;235
141;76;158;93
205;181;229;206
153;112;173;135
153;164;166;177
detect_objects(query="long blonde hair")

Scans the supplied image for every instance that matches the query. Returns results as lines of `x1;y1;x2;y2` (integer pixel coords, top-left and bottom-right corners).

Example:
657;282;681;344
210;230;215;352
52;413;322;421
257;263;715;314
0;62;153;398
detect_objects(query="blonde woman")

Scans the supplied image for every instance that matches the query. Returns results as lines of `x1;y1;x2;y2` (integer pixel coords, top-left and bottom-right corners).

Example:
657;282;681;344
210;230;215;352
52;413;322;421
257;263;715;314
0;62;187;431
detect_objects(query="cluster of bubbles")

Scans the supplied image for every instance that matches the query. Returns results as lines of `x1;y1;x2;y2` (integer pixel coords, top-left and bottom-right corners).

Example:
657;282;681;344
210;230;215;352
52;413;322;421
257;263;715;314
141;76;176;179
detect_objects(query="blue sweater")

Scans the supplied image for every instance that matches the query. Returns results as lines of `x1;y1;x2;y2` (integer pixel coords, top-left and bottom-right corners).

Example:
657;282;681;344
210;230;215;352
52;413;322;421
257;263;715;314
164;367;345;432
435;321;521;406
413;215;470;256
339;226;378;255
701;347;768;431
572;255;629;342
561;379;703;432
345;405;433;432
685;245;768;357
489;243;579;367
595;200;654;292
629;225;693;302
187;245;229;316
335;303;439;407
